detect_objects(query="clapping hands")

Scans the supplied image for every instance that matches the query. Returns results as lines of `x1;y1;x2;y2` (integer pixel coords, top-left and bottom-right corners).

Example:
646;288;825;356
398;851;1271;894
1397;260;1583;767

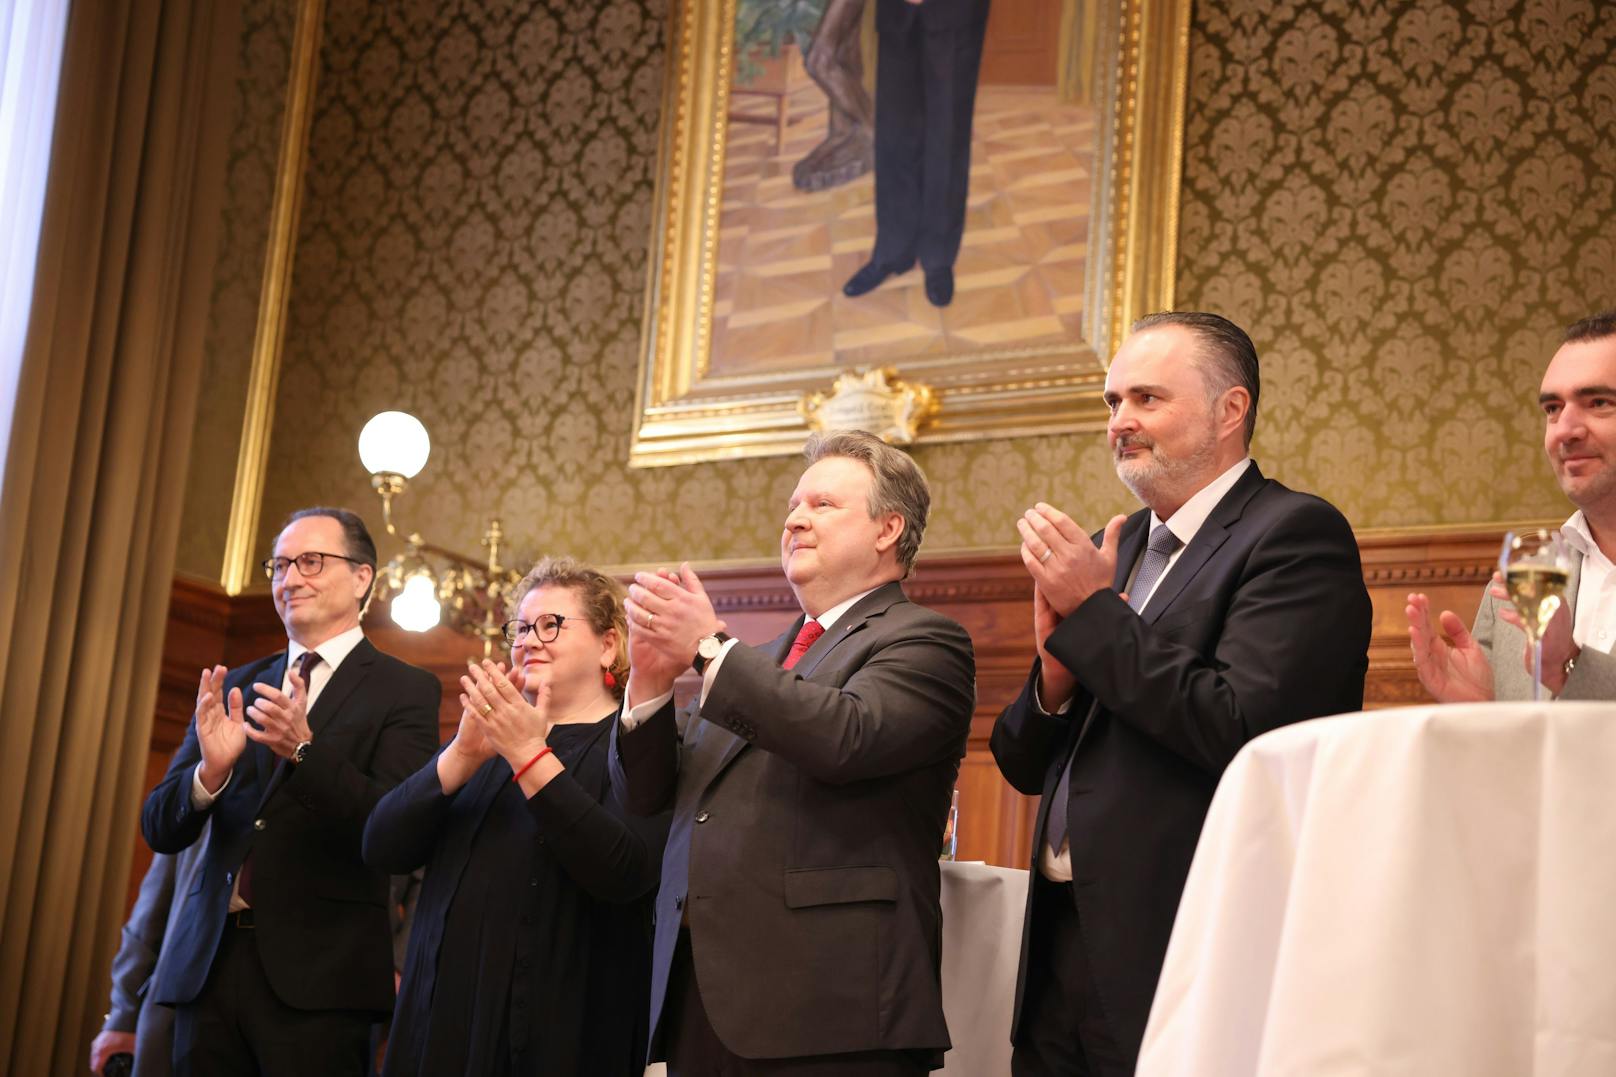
624;562;726;706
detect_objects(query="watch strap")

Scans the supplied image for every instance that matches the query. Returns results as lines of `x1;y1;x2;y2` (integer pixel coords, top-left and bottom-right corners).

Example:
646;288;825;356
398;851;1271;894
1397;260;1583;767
692;632;732;675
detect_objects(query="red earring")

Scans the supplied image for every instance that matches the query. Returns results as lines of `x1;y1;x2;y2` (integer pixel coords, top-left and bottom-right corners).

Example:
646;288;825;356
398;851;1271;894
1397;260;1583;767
603;670;617;689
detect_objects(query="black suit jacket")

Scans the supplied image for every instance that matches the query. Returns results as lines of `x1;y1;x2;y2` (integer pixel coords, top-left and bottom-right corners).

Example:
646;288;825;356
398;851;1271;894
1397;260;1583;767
141;638;440;1014
990;463;1372;1064
613;581;976;1062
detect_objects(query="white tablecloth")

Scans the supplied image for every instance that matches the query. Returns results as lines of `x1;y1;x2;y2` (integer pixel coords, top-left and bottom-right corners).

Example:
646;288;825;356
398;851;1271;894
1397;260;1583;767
939;860;1027;1077
1138;703;1616;1077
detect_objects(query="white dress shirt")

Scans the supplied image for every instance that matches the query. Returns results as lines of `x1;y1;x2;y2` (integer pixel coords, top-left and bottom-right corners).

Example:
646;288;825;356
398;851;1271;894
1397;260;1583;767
1561;511;1616;655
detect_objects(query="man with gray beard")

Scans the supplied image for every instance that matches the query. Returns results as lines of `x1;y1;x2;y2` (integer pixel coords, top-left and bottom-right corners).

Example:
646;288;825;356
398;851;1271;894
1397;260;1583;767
991;311;1372;1076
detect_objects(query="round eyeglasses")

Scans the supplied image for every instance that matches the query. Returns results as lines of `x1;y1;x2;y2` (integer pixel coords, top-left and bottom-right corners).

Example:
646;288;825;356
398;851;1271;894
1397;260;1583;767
502;613;569;645
261;550;365;581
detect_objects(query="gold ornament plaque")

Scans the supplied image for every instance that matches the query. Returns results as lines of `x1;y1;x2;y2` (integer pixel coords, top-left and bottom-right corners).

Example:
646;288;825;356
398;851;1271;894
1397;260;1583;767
800;368;939;444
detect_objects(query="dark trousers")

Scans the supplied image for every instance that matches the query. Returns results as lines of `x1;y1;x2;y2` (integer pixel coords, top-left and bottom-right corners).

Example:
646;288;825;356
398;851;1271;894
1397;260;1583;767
869;11;989;274
666;929;928;1077
172;919;374;1077
1012;875;1133;1077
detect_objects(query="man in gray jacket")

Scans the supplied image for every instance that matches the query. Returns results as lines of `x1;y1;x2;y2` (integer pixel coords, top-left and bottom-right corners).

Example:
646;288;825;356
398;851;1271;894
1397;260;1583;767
89;832;208;1077
1409;310;1616;700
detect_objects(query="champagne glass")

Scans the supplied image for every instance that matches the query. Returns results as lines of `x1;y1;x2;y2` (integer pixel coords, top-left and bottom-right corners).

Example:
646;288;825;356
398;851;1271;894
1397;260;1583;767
1500;529;1572;701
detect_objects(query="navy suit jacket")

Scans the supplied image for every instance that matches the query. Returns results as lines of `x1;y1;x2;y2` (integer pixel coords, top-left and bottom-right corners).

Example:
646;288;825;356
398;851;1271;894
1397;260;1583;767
141;638;439;1014
991;463;1372;1064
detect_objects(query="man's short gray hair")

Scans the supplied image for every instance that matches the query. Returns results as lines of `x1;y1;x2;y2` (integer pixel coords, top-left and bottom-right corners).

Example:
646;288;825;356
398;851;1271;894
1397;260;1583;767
803;430;931;576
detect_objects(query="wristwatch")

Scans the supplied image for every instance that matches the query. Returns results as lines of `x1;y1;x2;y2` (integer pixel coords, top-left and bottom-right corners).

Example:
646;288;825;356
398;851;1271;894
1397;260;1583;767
292;740;312;764
692;632;731;675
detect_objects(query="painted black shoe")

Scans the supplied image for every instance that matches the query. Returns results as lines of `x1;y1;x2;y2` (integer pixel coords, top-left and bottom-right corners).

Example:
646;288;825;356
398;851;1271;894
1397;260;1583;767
924;266;954;307
843;260;907;297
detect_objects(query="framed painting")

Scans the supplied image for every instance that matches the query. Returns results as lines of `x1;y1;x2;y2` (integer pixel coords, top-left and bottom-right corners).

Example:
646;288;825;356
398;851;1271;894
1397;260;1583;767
631;0;1191;466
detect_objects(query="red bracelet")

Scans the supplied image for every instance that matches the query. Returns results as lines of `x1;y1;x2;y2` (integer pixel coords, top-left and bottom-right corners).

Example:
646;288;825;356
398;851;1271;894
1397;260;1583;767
511;746;553;783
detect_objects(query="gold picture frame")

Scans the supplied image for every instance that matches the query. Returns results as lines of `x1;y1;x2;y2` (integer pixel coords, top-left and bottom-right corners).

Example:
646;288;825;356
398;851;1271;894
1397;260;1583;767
631;0;1191;467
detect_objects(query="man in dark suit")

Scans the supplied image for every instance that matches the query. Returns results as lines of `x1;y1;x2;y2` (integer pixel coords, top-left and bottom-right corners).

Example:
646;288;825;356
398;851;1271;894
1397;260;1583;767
142;507;440;1077
991;312;1372;1076
613;430;976;1075
843;0;993;307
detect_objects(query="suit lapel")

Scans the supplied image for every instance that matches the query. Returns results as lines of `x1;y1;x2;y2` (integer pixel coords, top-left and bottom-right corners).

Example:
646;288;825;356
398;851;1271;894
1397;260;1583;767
701;582;904;779
791;581;902;680
250;653;289;813
1112;513;1149;591
255;640;376;810
1140;463;1266;625
306;638;375;737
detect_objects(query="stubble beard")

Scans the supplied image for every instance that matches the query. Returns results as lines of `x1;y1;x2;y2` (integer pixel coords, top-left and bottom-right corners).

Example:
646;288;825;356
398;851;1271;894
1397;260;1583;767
1114;429;1218;509
1557;453;1616;514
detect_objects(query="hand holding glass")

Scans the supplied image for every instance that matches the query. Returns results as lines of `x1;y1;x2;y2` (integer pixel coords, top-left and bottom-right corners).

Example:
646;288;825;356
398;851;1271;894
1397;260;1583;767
1500;529;1571;701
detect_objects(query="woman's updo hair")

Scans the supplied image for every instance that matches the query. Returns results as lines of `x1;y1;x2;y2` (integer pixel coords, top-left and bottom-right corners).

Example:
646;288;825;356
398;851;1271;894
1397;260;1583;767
511;556;629;698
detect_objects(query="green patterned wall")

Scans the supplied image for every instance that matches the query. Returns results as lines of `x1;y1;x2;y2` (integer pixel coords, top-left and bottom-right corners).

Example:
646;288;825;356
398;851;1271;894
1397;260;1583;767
1176;0;1613;527
250;0;1615;574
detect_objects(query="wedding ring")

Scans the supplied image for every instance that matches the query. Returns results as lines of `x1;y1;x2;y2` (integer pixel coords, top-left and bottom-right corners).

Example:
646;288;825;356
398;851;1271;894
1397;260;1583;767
1039;548;1054;564
645;611;655;628
479;703;493;716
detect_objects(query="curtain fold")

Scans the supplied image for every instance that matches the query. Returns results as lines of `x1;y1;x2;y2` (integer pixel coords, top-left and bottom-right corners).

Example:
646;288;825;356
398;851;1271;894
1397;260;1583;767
0;0;243;1071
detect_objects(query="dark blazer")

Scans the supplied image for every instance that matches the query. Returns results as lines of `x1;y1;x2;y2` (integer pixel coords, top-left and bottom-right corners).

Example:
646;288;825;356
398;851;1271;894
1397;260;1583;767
141;638;440;1015
613;580;976;1063
364;715;668;1077
991;463;1372;1064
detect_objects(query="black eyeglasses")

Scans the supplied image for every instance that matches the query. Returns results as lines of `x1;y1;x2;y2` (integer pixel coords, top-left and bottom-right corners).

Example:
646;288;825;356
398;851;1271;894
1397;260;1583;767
502;613;569;645
261;551;365;581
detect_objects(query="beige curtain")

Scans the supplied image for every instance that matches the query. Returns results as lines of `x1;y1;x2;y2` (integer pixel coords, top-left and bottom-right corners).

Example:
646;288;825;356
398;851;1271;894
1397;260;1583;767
0;1;241;1071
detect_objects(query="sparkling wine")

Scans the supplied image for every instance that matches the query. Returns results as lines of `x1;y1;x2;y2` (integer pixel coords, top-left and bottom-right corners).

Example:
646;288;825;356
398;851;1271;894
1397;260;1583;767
1505;563;1569;639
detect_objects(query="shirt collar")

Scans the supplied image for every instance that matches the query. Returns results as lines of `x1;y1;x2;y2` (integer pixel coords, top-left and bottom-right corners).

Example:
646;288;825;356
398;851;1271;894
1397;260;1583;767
1151;457;1253;546
1561;510;1610;568
812;585;881;633
288;624;366;672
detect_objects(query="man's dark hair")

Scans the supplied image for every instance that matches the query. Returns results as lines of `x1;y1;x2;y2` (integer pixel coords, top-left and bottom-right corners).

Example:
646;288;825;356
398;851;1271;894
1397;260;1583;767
281;506;378;606
1564;310;1616;343
1131;310;1261;447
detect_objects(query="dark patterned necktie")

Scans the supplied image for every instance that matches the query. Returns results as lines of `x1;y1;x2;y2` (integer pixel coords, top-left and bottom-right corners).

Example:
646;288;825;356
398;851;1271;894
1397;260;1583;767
782;620;825;670
1046;525;1182;853
239;650;323;905
1128;524;1182;611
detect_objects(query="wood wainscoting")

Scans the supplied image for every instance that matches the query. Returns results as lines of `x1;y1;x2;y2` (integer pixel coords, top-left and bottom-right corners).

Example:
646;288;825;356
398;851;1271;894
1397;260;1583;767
134;529;1499;908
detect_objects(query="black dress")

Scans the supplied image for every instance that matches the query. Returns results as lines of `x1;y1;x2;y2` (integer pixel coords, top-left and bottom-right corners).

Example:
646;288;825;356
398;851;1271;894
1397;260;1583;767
364;715;669;1076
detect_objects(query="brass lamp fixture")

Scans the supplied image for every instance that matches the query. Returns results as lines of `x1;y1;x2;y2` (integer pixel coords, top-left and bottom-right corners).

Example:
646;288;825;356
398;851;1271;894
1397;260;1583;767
358;411;521;656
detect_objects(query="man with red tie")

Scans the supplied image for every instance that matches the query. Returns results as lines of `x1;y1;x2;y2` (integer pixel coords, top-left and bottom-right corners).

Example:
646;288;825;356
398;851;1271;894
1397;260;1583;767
142;508;439;1076
613;430;977;1075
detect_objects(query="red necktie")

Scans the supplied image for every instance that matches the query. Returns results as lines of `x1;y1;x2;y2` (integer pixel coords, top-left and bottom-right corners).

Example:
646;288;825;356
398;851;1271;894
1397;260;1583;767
782;619;825;670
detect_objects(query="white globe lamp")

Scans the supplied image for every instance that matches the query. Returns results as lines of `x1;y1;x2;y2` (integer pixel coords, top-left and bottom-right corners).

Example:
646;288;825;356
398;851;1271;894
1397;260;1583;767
359;410;431;479
390;570;442;632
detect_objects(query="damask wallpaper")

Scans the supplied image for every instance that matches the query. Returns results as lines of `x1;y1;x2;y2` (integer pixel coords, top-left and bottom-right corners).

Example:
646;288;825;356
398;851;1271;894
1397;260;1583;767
173;0;297;580
244;0;1614;574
